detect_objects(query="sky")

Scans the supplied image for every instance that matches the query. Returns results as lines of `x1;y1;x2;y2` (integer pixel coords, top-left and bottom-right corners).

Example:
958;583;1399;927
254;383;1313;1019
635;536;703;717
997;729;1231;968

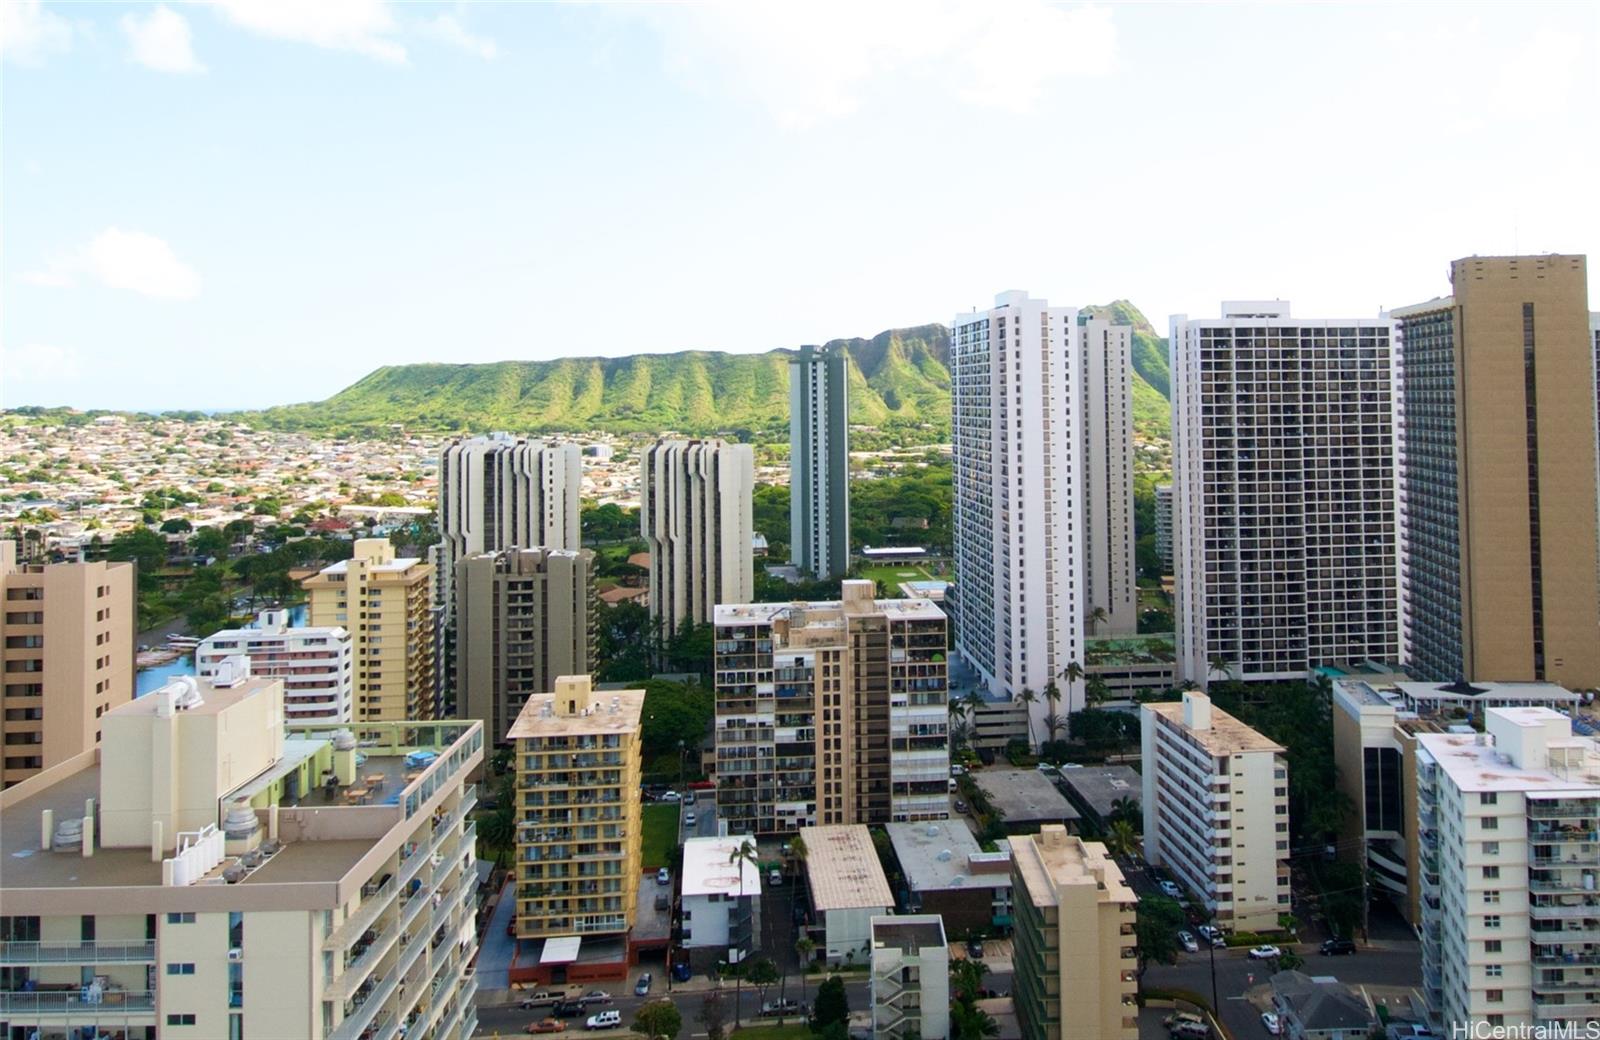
2;0;1597;412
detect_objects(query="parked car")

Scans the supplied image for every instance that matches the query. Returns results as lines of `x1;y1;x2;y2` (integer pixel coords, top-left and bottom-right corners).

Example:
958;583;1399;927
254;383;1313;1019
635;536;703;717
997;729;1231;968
1196;925;1225;948
671;962;692;982
1036;761;1057;772
1177;931;1199;953
579;990;612;1005
967;938;984;958
520;991;571;1009
684;790;696;805
656;867;670;885
1171;1022;1211;1039
768;868;783;886
1261;1011;1282;1035
1163;1011;1205;1030
661;791;681;802
584;1010;621;1031
953;799;968;814
1320;937;1356;956
951;764;966;776
634;973;652;996
525;1021;566;1035
552;1001;585;1018
684;811;697;827
760;999;802;1016
948;777;959;791
1248;945;1283;960
654;892;670;912
1158;880;1183;899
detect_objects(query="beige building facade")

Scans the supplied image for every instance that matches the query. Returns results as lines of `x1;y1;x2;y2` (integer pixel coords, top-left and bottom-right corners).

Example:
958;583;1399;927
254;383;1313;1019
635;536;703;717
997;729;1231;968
1;541;134;788
455;547;595;746
305;538;436;723
0;668;485;1040
1396;255;1600;690
714;581;950;837
509;675;643;941
1011;825;1137;1040
641;438;753;638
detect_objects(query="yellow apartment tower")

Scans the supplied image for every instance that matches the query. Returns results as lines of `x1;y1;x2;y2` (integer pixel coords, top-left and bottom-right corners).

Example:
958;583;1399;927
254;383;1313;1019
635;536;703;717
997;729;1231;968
305;538;436;722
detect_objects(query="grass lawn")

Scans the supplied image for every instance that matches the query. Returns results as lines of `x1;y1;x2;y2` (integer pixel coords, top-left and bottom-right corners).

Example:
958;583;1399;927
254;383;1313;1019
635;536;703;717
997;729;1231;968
640;803;679;869
857;563;936;597
730;1025;813;1039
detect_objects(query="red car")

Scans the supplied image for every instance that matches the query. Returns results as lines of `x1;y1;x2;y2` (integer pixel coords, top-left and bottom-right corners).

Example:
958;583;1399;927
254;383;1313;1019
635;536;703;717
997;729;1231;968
526;1020;566;1034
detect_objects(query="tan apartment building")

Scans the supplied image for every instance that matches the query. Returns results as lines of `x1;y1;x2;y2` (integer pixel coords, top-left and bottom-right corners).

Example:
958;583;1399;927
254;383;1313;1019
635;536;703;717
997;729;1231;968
1;540;134;788
1142;691;1291;931
1396;255;1600;690
455;547;595;746
509;676;643;965
305;538;436;723
0;665;485;1040
714;580;950;837
1011;824;1137;1040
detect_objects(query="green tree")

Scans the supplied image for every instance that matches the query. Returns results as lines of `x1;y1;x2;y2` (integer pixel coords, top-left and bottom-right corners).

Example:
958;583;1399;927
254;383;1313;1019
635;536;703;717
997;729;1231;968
1135;895;1185;976
951;1000;1001;1040
1017;687;1038;748
632;1000;682;1040
745;958;779;1016
811;974;849;1031
478;803;516;870
159;517;192;534
949;957;989;1004
190;526;230;561
794;935;815;1005
728;838;760;1027
1105;818;1139;859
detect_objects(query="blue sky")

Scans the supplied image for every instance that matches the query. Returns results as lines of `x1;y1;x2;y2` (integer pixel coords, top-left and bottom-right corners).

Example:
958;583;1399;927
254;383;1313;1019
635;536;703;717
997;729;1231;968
3;1;1596;411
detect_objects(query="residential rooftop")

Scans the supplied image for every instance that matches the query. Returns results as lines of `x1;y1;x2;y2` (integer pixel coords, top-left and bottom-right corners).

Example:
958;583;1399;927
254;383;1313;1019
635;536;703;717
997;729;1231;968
681;835;762;899
885;819;1011;894
1056;765;1143;821
713;596;947;627
871;914;947;953
1011;825;1134;908
505;677;644;740
972;768;1080;825
800;824;894;912
1145;699;1284;756
1418;707;1600;795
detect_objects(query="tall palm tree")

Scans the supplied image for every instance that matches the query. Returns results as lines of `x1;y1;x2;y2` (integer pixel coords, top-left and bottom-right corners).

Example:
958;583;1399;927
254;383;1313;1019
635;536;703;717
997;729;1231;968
1016;687;1038;750
1086;605;1109;635
1042;713;1064;744
1060;660;1085;686
1109;796;1140;829
951;1002;1001;1040
1207;653;1231;686
1042;680;1062;716
793;935;815;1008
728;838;760;1028
1104;818;1139;859
1085;675;1110;707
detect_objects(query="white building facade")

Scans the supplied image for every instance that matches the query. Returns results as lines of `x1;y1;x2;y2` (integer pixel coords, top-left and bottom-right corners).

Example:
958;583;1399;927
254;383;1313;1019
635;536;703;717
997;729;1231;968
1141;691;1291;931
196;609;353;722
1171;302;1400;684
1080;316;1137;637
951;291;1087;727
789;344;851;579
870;916;950;1040
641;438;754;637
1416;706;1600;1032
679;835;761;962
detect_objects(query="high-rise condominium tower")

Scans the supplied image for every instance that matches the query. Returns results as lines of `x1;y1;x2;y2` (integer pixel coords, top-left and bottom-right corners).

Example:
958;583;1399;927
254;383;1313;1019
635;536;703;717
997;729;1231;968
455;547;595;746
713;580;949;835
1171;302;1400;684
1395;256;1600;689
1080;316;1137;636
305;538;435;722
0;542;133;788
790;344;851;579
641;438;754;637
951;291;1134;725
433;435;581;699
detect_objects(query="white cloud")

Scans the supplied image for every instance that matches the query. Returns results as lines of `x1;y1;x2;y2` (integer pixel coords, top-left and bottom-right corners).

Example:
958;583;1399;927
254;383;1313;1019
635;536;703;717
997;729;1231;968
425;13;497;60
122;6;205;74
1;0;72;65
208;0;406;64
1492;27;1584;119
637;0;1118;128
26;228;202;301
1;344;82;388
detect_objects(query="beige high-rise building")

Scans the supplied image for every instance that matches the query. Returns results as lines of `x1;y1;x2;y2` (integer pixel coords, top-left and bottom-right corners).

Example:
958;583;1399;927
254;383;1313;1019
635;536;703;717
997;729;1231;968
304;538;435;722
714;580;950;836
509;675;643;942
1396;256;1600;689
1;541;134;788
1011;825;1138;1040
641;438;753;638
455;547;595;746
1081;315;1138;637
0;667;485;1040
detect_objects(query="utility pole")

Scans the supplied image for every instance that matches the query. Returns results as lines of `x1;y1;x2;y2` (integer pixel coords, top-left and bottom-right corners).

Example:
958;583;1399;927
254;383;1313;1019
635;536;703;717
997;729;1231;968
1208;929;1219;1021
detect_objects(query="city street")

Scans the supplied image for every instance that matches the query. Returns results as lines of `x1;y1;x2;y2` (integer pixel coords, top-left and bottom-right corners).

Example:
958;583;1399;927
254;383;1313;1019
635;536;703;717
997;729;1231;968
1142;943;1424;1040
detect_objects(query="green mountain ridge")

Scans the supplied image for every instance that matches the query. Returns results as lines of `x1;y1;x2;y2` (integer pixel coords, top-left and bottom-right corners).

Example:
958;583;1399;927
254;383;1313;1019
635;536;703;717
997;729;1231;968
247;305;1171;442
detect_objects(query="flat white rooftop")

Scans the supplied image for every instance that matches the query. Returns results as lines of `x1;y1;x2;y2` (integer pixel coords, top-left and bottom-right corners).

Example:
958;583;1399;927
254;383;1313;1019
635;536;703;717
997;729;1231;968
1418;709;1600;794
681;835;761;899
714;597;946;626
800;825;894;912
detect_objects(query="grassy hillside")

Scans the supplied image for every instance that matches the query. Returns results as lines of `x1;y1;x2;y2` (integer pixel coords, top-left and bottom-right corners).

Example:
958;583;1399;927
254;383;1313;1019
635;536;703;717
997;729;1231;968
245;308;1170;442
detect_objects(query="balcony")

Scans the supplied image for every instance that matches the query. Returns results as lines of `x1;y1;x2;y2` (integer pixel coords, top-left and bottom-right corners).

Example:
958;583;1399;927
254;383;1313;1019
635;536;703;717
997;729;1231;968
1530;902;1600;921
0;991;157;1017
0;941;156;965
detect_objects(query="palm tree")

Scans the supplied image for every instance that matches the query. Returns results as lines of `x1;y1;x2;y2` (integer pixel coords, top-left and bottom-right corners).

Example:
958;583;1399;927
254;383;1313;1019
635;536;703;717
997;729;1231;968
1042;713;1064;743
479;804;516;870
951;1002;1001;1040
793;935;815;1007
1109;796;1141;830
728;838;760;1028
1086;605;1109;635
1016;687;1038;749
1085;675;1110;706
1104;818;1139;859
1042;679;1062;715
1059;660;1085;686
961;688;985;714
1207;653;1231;686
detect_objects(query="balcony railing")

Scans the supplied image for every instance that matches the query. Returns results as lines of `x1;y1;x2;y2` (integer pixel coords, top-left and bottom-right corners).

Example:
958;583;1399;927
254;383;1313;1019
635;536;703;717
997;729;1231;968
0;991;157;1016
0;941;156;964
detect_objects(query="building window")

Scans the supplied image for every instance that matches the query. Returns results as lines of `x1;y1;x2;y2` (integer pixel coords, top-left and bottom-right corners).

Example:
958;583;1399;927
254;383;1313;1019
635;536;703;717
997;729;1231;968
167;912;196;924
1482;842;1499;855
1481;816;1498;831
1482;866;1499;880
1485;939;1502;953
1484;916;1501;929
1483;891;1500;905
166;1014;197;1026
1486;965;1503;978
1480;792;1497;806
1486;989;1503;1003
166;963;197;975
